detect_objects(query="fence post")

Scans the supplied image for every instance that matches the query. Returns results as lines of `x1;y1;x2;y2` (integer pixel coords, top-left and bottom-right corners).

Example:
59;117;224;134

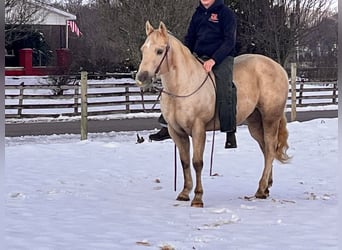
80;71;88;140
290;63;297;121
74;84;79;115
298;81;304;106
332;82;337;104
18;82;25;117
125;86;129;113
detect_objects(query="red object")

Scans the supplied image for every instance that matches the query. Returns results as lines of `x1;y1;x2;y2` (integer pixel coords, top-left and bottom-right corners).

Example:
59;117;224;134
19;48;33;75
67;20;82;37
56;48;71;69
6;48;71;76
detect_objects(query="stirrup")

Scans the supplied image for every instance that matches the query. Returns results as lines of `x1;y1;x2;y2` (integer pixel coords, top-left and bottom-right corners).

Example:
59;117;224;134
225;132;237;149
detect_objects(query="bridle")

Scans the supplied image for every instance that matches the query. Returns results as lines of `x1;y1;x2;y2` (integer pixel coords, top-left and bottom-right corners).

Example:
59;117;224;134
154;43;170;75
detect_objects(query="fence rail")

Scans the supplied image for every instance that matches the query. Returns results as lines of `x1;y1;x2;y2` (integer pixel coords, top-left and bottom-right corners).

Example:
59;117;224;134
294;84;338;106
5;74;338;120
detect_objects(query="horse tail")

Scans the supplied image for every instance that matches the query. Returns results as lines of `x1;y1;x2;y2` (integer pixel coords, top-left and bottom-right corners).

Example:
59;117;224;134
276;113;290;163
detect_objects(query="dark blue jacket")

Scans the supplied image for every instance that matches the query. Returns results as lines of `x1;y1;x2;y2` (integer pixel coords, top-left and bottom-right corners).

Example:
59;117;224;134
184;0;237;65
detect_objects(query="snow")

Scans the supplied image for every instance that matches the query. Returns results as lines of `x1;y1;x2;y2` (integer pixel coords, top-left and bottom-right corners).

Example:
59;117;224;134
5;118;338;249
4;75;338;248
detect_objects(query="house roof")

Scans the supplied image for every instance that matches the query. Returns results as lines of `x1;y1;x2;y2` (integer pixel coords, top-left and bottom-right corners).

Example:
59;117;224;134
6;0;76;26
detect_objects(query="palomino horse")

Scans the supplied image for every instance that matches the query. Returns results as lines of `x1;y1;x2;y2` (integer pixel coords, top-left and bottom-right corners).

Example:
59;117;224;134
136;21;290;207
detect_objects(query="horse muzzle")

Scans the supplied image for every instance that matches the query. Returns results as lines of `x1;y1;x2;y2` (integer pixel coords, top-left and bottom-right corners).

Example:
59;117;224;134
135;71;153;88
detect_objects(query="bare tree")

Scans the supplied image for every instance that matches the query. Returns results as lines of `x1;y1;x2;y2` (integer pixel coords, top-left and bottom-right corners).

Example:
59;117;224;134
71;0;197;71
232;0;334;66
302;13;337;67
115;0;198;68
5;0;51;47
50;0;337;73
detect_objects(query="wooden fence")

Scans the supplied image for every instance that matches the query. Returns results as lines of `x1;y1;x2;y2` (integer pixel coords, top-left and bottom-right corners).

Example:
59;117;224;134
5;73;160;119
5;72;338;120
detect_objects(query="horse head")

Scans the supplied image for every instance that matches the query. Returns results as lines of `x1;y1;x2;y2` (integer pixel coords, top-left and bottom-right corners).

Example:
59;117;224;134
135;21;170;88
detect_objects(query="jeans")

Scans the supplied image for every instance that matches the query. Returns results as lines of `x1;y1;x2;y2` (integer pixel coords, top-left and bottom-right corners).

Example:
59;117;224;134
212;56;236;132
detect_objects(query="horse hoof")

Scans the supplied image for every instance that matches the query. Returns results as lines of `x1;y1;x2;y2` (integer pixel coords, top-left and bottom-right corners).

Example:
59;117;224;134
191;201;204;208
255;192;268;199
176;195;190;201
255;187;270;199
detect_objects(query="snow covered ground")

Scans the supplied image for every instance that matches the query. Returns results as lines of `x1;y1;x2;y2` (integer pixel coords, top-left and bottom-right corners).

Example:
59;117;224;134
5;118;338;249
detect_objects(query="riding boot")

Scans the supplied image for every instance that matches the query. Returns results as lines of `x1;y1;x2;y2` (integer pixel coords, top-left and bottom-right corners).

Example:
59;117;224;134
149;127;171;141
225;132;237;148
218;100;236;132
218;81;237;130
149;114;171;141
158;114;168;127
219;84;237;149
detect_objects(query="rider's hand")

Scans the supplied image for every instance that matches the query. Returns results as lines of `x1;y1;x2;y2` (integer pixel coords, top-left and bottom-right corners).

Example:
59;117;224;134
203;59;216;72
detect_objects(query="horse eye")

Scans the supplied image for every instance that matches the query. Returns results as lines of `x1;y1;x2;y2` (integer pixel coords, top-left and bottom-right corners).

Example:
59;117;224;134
156;49;163;55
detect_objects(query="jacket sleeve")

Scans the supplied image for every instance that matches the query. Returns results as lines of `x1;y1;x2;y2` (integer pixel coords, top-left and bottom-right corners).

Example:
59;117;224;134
212;9;237;65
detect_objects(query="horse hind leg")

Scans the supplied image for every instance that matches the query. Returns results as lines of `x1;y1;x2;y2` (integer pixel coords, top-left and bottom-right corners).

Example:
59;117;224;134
247;110;274;198
261;114;290;196
256;117;281;199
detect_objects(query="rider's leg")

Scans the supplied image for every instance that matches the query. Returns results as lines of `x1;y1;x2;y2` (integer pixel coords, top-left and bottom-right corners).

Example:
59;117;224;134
212;56;237;148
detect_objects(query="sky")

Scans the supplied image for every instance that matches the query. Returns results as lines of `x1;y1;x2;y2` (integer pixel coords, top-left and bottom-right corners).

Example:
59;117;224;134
4;117;338;249
331;0;338;9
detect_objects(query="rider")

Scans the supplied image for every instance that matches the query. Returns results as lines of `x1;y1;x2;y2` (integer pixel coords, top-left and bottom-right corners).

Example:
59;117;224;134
149;0;237;149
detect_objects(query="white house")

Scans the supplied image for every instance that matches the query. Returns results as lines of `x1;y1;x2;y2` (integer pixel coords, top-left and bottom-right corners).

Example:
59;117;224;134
6;0;77;48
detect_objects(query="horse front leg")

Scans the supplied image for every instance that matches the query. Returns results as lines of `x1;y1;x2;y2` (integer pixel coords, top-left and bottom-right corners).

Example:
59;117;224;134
190;126;206;207
169;129;192;202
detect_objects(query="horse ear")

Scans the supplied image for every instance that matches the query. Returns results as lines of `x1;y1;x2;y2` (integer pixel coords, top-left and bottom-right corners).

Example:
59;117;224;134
159;22;168;37
145;21;154;36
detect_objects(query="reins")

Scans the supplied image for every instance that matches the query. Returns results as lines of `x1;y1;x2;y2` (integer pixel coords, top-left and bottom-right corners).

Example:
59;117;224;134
161;74;210;98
